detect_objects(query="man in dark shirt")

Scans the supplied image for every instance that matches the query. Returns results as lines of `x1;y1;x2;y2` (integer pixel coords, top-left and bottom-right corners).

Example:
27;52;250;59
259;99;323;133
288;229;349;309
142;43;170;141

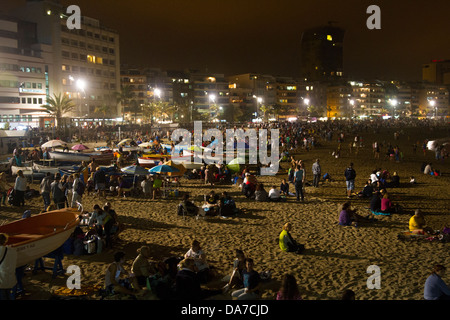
231;258;261;300
93;167;107;197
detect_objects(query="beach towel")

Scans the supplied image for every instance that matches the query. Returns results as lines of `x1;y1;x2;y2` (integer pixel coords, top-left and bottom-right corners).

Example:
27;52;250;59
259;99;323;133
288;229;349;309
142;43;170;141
371;210;391;216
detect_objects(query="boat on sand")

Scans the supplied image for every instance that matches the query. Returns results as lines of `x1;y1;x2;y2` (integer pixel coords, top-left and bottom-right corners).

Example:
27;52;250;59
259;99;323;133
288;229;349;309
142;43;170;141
1;208;81;268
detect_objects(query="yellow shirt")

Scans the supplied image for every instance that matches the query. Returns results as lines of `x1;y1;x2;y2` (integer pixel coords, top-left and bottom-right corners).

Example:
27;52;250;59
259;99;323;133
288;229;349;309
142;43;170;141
409;215;425;231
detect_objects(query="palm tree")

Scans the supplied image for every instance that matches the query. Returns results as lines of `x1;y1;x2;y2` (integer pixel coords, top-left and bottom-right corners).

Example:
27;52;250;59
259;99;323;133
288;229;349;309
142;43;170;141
259;104;274;122
115;85;135;122
94;104;110;122
128;100;142;124
40;93;76;128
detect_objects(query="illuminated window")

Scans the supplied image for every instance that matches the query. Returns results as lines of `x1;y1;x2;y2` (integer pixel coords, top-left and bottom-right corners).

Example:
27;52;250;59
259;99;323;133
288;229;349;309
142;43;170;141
327;35;333;41
229;83;237;89
286;86;297;91
96;57;103;64
87;55;96;63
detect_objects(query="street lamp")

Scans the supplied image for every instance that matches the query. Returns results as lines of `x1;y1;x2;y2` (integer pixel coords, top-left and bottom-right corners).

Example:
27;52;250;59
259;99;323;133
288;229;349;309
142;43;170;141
349;99;355;118
389;99;397;118
252;95;263;120
429;100;436;118
154;88;161;99
69;75;87;138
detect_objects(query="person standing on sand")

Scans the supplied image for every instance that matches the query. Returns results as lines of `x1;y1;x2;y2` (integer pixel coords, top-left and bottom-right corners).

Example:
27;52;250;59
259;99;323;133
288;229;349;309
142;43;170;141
0;233;17;300
344;163;356;198
312;159;321;188
293;165;305;202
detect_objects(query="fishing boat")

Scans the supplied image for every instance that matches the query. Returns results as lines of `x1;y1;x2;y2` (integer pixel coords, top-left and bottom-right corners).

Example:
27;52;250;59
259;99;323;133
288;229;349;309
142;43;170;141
49;150;114;163
137;157;160;168
1;208;81;268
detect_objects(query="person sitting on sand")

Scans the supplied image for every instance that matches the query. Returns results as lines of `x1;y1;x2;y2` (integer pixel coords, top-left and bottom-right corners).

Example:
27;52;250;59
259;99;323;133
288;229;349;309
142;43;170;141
178;194;200;217
104;251;145;297
268;185;283;202
370;191;382;213
409;209;434;235
223;249;246;293
116;176;132;198
88;204;114;247
131;246;158;287
279;223;305;254
380;192;401;214
423;163;432;175
280;179;289;196
175;258;222;300
389;172;400;188
358;180;374;198
202;190;220;216
254;183;268;202
184;240;211;284
424;265;450;300
219;191;237;217
276;273;302;300
231;258;261;300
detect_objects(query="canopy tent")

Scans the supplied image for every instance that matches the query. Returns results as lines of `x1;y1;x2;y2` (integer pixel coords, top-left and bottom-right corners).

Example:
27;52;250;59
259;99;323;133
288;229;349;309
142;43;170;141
163;160;186;177
41;139;67;148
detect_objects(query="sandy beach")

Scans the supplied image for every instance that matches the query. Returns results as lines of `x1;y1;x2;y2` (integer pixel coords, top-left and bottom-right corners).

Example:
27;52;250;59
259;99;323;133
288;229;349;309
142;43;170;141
1;124;449;301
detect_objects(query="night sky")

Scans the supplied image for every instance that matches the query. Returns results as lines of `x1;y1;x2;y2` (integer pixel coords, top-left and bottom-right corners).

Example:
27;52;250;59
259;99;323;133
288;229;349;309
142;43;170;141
3;0;450;81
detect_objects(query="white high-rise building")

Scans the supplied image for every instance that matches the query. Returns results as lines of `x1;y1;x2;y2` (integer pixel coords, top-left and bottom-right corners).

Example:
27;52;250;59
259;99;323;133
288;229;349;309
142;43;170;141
0;15;48;128
11;0;121;122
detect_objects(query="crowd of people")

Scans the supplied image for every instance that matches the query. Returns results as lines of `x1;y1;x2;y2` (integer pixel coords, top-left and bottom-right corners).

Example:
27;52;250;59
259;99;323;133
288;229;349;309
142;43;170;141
0;118;448;301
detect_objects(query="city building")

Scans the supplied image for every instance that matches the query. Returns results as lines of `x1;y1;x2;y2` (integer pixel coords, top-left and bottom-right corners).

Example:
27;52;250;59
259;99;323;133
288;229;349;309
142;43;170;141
0;15;48;128
422;60;450;85
11;0;121;123
300;24;345;82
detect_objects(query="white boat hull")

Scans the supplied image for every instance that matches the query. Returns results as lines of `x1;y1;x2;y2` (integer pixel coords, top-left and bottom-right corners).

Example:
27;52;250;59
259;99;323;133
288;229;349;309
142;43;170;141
14;227;76;267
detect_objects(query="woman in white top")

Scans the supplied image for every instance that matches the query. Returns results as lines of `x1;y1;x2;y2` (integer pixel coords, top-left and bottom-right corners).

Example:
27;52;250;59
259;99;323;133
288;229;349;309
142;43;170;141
370;170;379;185
14;170;27;206
104;251;143;296
184;240;211;283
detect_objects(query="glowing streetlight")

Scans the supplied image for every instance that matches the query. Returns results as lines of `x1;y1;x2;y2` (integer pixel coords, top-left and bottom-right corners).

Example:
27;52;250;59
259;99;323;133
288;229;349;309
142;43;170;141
208;94;216;103
389;99;398;117
304;98;310;105
154;88;161;99
76;79;86;91
429;100;437;117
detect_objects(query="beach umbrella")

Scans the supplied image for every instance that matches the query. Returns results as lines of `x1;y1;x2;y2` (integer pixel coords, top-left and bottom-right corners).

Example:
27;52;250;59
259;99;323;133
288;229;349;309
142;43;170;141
148;164;180;175
41;139;67;148
226;158;242;173
188;145;203;152
163;160;186;177
138;141;153;148
117;138;133;146
121;165;150;176
71;144;89;151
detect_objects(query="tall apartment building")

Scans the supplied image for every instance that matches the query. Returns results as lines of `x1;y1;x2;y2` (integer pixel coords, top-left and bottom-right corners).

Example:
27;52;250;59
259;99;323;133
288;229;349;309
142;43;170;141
423;60;450;85
11;0;121;121
300;25;345;82
120;67;174;123
0;15;48;128
418;83;449;117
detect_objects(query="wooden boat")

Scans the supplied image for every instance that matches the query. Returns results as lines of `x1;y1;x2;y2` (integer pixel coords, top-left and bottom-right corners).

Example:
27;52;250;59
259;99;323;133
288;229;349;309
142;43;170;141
49;150;114;162
137;157;160;168
1;208;81;268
